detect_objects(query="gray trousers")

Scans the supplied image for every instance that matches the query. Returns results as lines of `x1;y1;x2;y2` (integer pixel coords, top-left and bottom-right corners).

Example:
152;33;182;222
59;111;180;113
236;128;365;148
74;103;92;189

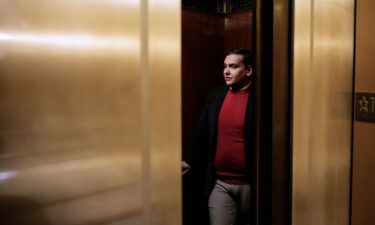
208;179;251;225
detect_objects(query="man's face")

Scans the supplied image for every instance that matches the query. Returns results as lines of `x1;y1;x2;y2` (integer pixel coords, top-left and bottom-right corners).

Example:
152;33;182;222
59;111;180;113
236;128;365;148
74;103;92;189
223;54;252;88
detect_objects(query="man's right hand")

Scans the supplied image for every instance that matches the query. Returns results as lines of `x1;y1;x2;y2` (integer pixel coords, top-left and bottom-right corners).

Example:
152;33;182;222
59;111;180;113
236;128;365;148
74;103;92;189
182;161;192;175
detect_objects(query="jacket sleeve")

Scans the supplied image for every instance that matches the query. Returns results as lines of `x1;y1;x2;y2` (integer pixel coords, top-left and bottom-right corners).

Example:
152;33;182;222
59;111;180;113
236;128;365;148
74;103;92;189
183;95;211;168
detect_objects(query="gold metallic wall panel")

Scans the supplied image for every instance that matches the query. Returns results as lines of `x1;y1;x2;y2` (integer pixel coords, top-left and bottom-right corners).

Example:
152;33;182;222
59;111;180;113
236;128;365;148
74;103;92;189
148;0;181;224
352;0;375;224
0;1;181;225
293;0;354;225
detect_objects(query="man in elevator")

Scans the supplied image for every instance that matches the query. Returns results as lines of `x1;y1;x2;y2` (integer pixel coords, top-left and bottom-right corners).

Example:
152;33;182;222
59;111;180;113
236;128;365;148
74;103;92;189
182;48;255;225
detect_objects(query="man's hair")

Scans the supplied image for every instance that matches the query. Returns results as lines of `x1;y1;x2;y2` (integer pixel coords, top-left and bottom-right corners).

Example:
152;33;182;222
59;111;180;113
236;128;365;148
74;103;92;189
226;48;253;67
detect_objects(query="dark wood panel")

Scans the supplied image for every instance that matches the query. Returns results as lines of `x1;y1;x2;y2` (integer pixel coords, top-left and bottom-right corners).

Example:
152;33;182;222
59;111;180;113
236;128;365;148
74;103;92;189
272;0;291;225
182;9;225;153
224;10;253;53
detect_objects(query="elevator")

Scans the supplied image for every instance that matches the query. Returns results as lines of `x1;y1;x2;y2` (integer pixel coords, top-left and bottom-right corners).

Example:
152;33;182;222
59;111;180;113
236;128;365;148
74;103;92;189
0;0;374;225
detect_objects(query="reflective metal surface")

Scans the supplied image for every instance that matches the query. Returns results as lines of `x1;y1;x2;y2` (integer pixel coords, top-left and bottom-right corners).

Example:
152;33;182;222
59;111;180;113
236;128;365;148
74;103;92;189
148;0;182;224
292;0;354;225
0;1;181;224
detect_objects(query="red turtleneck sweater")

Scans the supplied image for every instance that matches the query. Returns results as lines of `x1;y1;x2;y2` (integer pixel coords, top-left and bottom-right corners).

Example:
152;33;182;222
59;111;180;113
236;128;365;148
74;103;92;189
215;88;249;184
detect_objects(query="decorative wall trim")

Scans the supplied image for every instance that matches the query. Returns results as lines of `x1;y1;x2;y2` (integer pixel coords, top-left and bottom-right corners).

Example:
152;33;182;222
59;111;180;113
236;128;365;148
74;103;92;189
182;0;254;14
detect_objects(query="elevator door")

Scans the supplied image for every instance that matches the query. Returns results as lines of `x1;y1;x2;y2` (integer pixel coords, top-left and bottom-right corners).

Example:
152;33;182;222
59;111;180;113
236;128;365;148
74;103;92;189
292;0;354;225
0;1;181;225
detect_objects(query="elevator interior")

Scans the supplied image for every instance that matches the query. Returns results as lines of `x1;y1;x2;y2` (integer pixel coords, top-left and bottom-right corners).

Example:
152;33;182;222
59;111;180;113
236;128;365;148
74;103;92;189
181;1;254;224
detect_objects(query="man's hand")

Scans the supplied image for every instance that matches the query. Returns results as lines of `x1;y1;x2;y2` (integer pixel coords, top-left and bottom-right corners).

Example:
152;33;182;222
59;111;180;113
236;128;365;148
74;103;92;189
182;161;192;175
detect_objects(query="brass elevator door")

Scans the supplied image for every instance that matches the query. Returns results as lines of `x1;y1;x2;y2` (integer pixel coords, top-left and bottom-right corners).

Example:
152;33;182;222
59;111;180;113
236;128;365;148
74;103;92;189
292;0;354;225
0;1;181;225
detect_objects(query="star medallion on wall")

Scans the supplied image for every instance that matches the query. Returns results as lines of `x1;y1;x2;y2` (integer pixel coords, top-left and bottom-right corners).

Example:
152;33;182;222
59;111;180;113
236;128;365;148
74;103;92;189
359;96;369;113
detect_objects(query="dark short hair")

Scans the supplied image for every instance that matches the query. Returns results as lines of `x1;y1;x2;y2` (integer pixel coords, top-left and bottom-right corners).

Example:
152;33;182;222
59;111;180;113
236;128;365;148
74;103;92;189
226;48;253;67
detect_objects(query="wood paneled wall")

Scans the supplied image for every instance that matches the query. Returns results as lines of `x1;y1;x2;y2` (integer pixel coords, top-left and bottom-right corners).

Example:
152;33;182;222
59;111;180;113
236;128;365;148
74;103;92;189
225;10;253;53
182;9;225;152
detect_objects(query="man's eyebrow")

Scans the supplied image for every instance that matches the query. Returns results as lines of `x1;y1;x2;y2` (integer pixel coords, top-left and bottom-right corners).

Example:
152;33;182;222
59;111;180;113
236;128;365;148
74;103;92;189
224;63;240;67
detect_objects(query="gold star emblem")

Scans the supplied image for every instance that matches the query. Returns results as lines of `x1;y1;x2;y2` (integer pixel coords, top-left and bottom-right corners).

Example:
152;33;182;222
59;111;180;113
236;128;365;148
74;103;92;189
359;96;369;113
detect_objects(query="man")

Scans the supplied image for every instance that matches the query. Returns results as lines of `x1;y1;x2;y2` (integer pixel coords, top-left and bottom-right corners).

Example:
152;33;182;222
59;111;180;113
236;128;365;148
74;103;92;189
182;48;256;225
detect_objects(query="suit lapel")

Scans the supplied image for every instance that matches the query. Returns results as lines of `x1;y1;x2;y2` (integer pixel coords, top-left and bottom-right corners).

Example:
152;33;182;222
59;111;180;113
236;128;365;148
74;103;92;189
212;87;228;123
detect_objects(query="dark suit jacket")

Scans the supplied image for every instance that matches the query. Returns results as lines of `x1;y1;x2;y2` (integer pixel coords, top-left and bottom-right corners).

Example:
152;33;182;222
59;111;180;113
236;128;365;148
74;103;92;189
184;84;257;198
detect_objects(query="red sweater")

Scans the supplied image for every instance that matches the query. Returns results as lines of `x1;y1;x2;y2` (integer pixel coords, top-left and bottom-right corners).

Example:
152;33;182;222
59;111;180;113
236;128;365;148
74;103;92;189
215;89;249;184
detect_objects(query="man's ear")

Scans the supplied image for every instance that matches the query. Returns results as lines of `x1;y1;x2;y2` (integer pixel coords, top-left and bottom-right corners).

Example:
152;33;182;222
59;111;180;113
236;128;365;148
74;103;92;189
246;66;252;77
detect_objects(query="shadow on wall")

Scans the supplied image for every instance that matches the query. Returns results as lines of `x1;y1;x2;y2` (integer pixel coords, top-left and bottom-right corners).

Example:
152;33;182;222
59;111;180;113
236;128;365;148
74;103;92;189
0;195;51;225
